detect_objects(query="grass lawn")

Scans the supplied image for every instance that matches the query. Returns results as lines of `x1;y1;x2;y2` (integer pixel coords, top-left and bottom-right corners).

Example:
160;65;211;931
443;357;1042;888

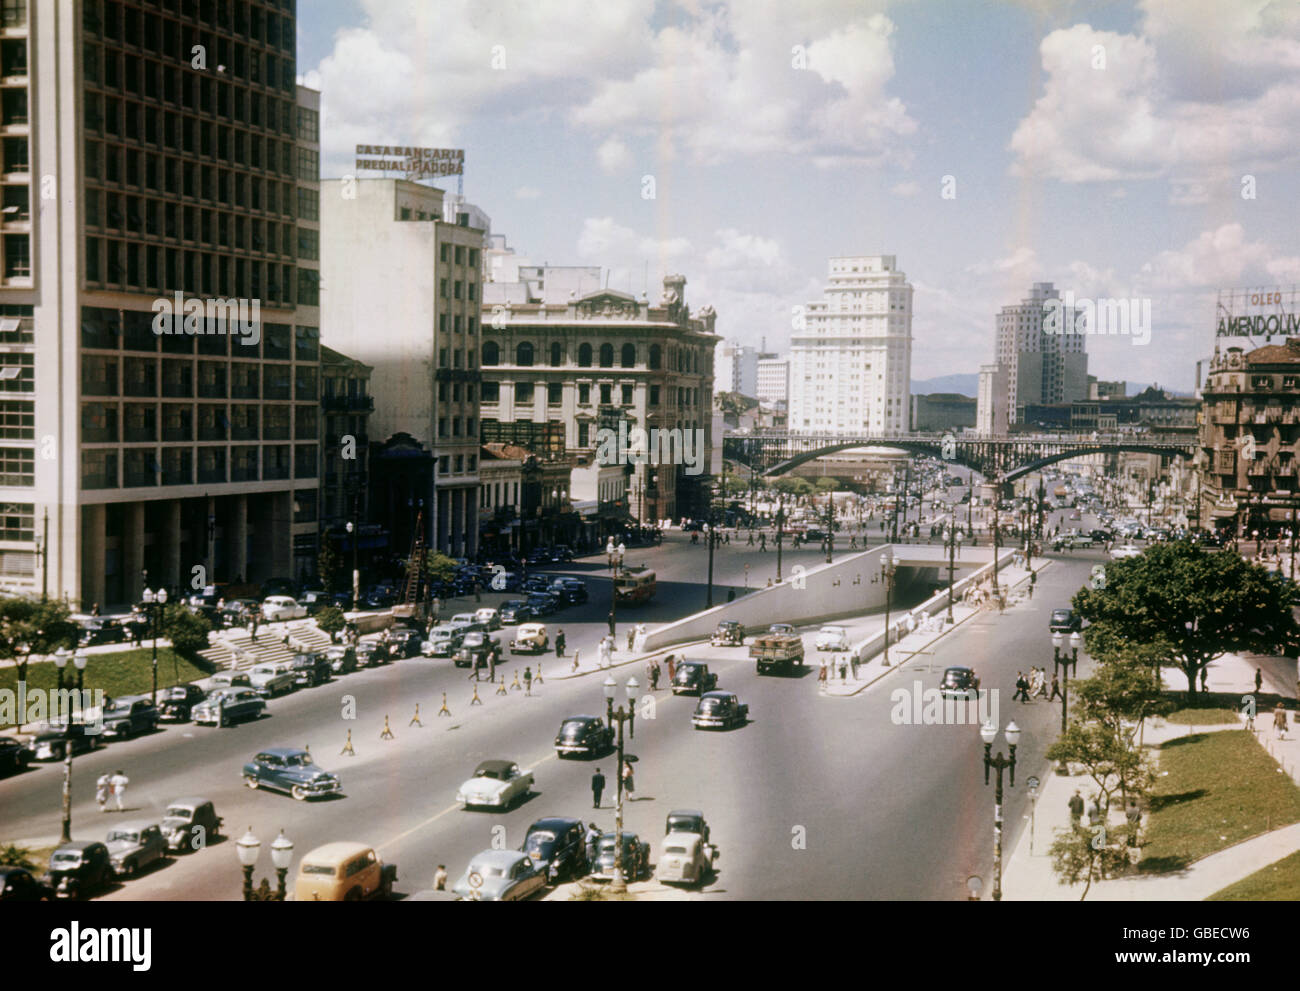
1139;730;1300;874
1207;849;1300;900
1164;708;1240;725
0;649;211;730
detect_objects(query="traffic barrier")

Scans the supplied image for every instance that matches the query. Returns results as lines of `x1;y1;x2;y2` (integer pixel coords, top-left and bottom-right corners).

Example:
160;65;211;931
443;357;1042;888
496;676;508;696
380;715;395;740
340;729;356;756
410;703;424;727
438;691;451;716
510;670;522;691
471;683;482;706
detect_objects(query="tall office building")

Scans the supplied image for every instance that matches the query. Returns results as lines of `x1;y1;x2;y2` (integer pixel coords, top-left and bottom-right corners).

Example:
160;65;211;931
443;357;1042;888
788;255;912;434
756;356;789;406
10;0;321;607
320;177;487;558
715;340;760;397
982;281;1088;427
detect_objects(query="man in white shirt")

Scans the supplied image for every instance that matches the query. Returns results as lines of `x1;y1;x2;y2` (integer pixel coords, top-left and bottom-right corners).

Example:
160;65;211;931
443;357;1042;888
109;769;129;812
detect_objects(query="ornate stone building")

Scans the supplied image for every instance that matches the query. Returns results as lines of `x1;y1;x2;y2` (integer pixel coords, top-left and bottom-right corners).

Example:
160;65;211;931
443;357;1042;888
481;273;718;522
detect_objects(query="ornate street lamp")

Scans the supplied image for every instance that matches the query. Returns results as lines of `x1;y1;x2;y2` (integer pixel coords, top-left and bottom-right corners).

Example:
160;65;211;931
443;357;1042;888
880;550;896;666
980;720;1020;902
1052;631;1081;736
55;647;89;843
602;675;639;893
236;827;294;901
142;586;169;704
944;524;965;623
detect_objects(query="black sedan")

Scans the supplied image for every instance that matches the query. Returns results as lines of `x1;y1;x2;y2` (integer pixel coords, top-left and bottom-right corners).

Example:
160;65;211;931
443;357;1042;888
379;629;422;659
939;666;980;700
31;723;101;761
554;715;614;758
0;738;32;776
521;817;589;883
671;661;717;696
499;600;533;624
0;866;52;901
526;592;560;617
1049;609;1082;633
45;841;114;900
158;683;209;722
77;619;128;647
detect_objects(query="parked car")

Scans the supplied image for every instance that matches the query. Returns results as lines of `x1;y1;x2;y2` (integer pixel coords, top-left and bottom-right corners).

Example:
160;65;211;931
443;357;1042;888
248;662;296;698
298;590;334;615
666;808;712;845
456;759;534;810
549;578;588;605
498;600;533;624
0;865;52;902
657;831;717;887
379;628;422;659
100;696;160;740
157;683;209;723
1049;608;1082;633
450;613;481;627
554;715;613;758
362;585;399;609
474;607;502;631
77;618;128;647
160;797;223;852
768;623;796;635
510;623;549;654
105;821;169;878
192;687;266;727
691;691;749;730
294;842;397;901
521;817;589;883
290;651;332;688
588;831;650;882
525;591;559;616
452;849;547;901
221;599;260;626
243;747;342;801
261;596;308;622
671;660;718;696
710;620;744;646
938;666;980;700
1110;544;1142;560
325;645;357;675
355;641;383;667
207;670;252;690
453;631;499;668
31;722;101;761
45;841;113;900
422;625;460;658
0;737;33;776
815;625;849;651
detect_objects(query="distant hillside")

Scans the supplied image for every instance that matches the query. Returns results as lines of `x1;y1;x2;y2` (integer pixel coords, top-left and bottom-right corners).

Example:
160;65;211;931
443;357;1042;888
911;373;978;397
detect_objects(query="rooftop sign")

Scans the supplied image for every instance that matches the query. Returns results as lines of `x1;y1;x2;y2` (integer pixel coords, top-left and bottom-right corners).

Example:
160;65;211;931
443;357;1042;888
354;145;464;177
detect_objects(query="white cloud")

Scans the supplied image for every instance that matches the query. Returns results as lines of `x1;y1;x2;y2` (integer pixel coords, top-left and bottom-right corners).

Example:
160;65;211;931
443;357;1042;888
596;137;632;174
1136;223;1277;291
514;186;541;200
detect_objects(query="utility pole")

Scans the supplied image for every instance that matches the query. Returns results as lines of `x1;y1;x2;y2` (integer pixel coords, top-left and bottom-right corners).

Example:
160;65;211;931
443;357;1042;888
776;494;785;583
824;493;834;564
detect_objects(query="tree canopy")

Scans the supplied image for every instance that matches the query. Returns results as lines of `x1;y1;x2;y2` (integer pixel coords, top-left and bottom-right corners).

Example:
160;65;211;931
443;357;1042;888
1072;542;1300;700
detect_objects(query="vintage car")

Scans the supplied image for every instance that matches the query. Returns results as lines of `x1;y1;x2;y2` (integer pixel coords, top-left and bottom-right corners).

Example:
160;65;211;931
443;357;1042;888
709;620;744;647
526;592;560;616
160;797;223;852
355;641;384;667
421;625;460;657
671;660;718;696
1110;544;1142;560
0;865;52;901
452;849;546;902
1049;608;1082;633
498;600;533;624
510;623;549;654
474;607;502;631
666;808;712;846
456;759;534;810
588;831;650;882
691;691;749;730
656;831;718;886
44;841;114;900
31;722;101;761
248;661;297;698
157;683;209;722
554;715;613;758
325;645;357;675
101;695;160;739
0;737;33;776
260;595;308;622
939;666;981;700
192;687;266;726
208;670;252;690
453;631;499;668
290;651;332;688
815;625;849;652
768;623;796;636
521;817;589;883
294;842;397;901
243;747;342;801
379;628;423;660
77;617;129;647
450;613;481;627
105;821;169;877
549;578;588;605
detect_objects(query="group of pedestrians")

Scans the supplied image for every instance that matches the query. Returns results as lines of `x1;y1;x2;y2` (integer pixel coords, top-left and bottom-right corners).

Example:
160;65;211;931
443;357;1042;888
95;770;130;812
590;761;636;807
1012;666;1061;703
817;653;859;690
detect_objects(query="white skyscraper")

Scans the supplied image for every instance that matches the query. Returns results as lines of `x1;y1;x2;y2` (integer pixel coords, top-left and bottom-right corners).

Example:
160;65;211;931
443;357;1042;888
789;256;913;434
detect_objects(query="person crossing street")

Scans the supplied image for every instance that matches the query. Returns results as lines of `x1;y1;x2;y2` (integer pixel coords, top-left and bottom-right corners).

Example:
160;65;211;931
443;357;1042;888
591;768;605;809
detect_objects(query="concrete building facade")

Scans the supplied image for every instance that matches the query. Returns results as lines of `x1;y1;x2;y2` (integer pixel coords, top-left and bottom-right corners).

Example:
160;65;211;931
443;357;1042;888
990;282;1089;427
756;355;788;406
789;255;912;435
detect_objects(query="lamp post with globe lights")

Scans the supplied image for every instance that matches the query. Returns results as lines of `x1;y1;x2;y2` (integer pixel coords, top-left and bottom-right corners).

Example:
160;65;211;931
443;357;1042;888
980;719;1020;902
236;827;295;901
142;586;169;704
880;550;896;666
603;674;639;893
1052;631;1082;734
944;523;965;623
54;647;89;843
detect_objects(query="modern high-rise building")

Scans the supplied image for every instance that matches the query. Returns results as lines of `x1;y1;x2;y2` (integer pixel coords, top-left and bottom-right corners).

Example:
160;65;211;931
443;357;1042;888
788;256;912;434
979;282;1088;430
12;0;324;607
976;363;1008;436
715;341;760;398
319;177;488;558
756;356;789;406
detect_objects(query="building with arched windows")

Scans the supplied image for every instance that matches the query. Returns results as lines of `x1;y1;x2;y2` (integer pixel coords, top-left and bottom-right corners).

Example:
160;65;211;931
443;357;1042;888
481;271;719;523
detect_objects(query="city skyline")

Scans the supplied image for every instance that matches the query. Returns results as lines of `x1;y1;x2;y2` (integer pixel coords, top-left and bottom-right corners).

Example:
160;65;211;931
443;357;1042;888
297;0;1300;393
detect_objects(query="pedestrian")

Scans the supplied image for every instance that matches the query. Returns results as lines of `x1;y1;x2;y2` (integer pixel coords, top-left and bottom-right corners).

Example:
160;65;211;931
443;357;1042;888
747;532;755;546
818;660;828;692
622;761;635;800
555;629;566;657
474;581;481;604
666;655;676;684
648;659;660;690
850;653;859;680
1013;672;1030;703
96;773;110;813
1274;702;1288;738
523;666;533;695
110;769;129;812
1255;668;1263;694
838;657;848;682
1200;666;1208;693
91;602;101;617
759;533;766;551
1028;570;1036;599
627;628;634;651
1087;795;1102;827
1068;790;1084;824
591;768;605;809
1049;672;1062;700
433;865;448;890
571;649;580;672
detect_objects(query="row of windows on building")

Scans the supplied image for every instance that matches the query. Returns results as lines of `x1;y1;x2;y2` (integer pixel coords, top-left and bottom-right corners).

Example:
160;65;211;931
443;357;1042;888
86;167;310;232
80;402;320;442
82;442;317;489
482;341;705;371
85;239;315;305
82;358;321;400
81;310;318;356
481;380;701;409
85;0;296;56
437;416;477;440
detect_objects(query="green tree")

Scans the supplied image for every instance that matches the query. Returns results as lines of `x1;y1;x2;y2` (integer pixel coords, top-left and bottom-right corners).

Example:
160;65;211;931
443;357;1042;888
1046;721;1150;823
1071;656;1173;741
1048;822;1135;901
772;477;813;499
424;552;458;585
1073;543;1300;702
315;604;346;641
814;477;838;493
162;603;211;656
316;540;341;594
0;842;38;870
0;596;79;681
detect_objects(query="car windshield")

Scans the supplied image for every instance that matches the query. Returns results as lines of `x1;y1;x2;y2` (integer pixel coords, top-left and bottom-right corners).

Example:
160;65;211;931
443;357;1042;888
561;721;586;736
50;852;82;865
677;666;699;680
524;832;555;853
699;698;724;711
285;753;314;767
104;700;132;713
665;845;689;855
164;807;194;819
106;830;139;843
476;766;509;779
470;863;506;878
300;864;337;876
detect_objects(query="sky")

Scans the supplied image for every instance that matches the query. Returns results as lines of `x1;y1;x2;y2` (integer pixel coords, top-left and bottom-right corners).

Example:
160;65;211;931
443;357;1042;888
296;0;1300;394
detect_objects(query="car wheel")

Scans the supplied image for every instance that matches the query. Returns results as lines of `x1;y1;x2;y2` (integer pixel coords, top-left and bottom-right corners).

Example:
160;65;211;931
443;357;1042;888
291;785;307;801
245;775;259;789
344;887;362;901
123;860;136;878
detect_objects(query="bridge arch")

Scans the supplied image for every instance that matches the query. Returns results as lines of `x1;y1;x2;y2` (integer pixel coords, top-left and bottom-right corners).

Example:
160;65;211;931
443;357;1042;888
998;445;1195;483
756;441;988;480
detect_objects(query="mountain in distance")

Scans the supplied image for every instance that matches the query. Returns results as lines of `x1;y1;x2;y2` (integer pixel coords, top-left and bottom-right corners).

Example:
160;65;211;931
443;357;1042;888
911;373;978;396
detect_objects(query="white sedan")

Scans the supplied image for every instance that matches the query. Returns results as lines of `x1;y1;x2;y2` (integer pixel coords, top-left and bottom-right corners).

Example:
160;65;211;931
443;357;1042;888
456;760;534;810
1109;544;1142;560
815;625;849;651
261;596;307;622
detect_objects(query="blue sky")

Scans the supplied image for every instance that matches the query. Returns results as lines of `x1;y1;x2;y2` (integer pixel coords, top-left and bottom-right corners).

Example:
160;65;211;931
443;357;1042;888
297;0;1300;393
